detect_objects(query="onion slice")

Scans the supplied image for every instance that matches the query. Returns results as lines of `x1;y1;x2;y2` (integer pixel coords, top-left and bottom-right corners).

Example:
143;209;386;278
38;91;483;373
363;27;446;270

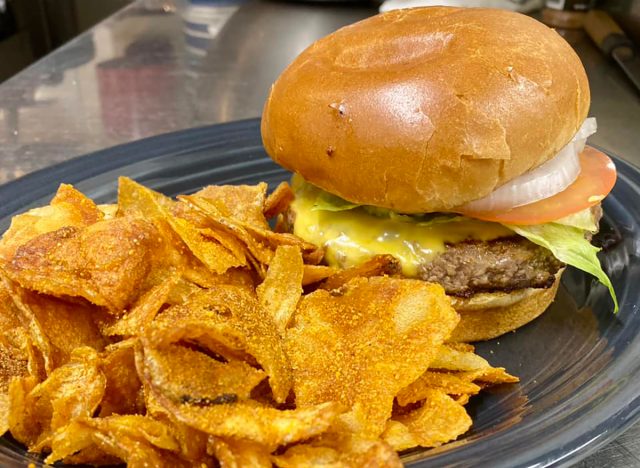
461;118;597;212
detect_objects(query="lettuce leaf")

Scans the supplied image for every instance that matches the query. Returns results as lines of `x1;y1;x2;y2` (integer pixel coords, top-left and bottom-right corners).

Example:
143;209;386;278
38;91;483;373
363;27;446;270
506;223;618;312
553;208;598;232
311;191;359;212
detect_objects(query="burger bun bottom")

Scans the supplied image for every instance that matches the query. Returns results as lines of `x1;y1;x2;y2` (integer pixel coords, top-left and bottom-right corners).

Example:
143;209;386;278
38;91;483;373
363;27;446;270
448;269;564;342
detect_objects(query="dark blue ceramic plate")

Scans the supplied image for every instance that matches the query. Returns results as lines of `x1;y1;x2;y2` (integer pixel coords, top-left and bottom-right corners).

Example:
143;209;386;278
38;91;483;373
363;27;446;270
1;119;639;468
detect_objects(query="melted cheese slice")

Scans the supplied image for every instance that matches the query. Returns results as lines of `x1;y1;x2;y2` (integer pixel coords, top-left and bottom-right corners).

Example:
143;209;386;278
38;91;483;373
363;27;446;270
291;180;513;277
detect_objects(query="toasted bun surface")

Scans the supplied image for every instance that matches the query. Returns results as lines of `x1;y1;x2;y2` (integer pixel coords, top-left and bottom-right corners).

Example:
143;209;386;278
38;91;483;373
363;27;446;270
448;270;563;342
262;7;590;213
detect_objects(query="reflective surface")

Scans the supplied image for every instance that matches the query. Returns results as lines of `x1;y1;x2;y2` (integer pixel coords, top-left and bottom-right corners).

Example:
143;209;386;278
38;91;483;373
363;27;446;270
1;120;640;467
0;1;639;465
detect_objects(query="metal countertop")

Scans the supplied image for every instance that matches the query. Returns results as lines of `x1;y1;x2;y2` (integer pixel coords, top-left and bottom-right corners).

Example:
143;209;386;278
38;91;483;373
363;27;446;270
0;1;639;465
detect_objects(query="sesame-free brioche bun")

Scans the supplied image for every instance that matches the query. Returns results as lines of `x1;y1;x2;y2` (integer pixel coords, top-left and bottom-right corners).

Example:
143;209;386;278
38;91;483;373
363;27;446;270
448;270;563;342
261;7;590;213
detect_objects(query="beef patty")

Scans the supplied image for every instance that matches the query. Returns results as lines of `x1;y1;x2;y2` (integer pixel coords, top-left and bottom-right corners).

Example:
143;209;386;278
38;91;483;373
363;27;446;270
419;237;564;298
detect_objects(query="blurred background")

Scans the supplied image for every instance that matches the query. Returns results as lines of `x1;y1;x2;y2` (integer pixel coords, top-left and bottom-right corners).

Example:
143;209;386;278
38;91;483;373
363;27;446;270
0;0;638;83
0;0;638;183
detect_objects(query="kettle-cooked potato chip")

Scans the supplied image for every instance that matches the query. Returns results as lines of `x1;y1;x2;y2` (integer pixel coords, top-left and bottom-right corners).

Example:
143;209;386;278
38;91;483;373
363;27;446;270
105;275;179;337
139;343;266;404
273;435;402;468
207;437;272;468
150;386;342;449
5;217;159;312
194;183;270;230
319;255;401;291
118;177;246;275
285;277;458;438
146;287;292;403
45;415;199;467
383;389;472;450
0;184;102;263
257;245;303;334
98;340;144;417
263;182;295;220
301;265;337;286
9;347;105;448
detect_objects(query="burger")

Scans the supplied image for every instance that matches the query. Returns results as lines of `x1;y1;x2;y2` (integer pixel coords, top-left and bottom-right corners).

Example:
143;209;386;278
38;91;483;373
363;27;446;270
260;7;617;342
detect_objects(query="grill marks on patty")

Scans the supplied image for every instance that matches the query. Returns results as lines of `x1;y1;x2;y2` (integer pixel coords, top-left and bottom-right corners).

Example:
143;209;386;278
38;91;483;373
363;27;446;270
419;237;564;298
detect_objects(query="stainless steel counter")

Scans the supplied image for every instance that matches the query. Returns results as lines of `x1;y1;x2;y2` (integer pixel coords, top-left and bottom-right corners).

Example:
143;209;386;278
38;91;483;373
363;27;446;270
0;0;639;465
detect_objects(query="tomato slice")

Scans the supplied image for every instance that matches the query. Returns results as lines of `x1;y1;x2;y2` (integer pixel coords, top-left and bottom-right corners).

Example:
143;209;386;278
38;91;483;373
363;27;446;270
457;146;617;225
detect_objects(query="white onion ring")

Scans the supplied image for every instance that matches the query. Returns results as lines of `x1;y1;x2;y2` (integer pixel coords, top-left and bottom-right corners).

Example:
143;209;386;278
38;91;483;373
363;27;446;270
462;118;597;212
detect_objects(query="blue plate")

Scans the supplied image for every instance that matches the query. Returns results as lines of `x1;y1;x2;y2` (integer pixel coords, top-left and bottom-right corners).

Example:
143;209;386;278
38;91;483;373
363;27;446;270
1;118;639;467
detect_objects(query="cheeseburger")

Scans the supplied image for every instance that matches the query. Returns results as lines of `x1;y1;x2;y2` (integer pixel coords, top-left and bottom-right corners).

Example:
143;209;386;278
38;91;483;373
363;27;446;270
261;7;617;341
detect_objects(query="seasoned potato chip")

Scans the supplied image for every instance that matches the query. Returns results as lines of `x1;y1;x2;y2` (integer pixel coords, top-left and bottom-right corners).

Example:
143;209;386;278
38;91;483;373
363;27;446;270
5;217;159;312
273;435;402;468
46;416;198;467
382;389;472;450
0;392;10;436
396;371;481;407
285;277;458;437
207;437;272;468
319;255;401;291
257;245;303;333
147;287;292;403
50;184;103;226
139;343;265;404
263;182;295;220
302;265;337;286
396;346;518;407
118;177;245;275
105;275;178;337
9;347;105;448
194;183;269;229
181;194;323;268
0;184;102;263
98;340;144;417
151;386;342;448
431;344;495;372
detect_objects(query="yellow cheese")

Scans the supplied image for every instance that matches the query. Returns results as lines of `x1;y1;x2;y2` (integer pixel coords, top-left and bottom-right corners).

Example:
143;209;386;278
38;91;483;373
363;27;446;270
291;179;513;277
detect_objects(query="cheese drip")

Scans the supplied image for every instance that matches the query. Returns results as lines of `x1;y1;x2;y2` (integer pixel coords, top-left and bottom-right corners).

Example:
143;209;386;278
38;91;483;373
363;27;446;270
291;179;513;277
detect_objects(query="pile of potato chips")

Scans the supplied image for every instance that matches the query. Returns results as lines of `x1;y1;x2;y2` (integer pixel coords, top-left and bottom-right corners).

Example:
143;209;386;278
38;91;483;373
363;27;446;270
0;178;517;467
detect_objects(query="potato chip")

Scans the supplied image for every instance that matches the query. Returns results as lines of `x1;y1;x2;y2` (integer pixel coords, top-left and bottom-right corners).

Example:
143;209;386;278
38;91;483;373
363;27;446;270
98;340;144;417
98;204;118;219
263;182;295;220
431;344;495;372
181;194;323;268
179;194;274;266
257;245;303;333
50;184;103;226
194;183;270;229
207;437;272;468
117;177;245;275
147;287;292;403
285;277;458;438
139;343;266;404
8;347;105;448
150;385;342;449
105;274;178;337
5;217;159;312
302;265;337;286
0;392;10;436
396;371;481;407
382;389;472;450
45;416;198;467
0;184;102;263
147;402;210;464
319;255;401;291
273;435;402;467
